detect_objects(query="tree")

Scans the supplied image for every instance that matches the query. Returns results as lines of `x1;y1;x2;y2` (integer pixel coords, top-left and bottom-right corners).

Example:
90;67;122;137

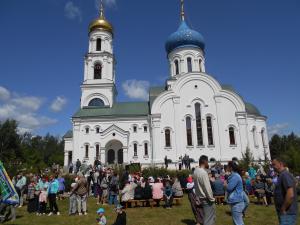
239;147;254;171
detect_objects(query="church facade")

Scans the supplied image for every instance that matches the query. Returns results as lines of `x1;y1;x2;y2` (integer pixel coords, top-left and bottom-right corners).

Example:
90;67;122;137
63;2;270;168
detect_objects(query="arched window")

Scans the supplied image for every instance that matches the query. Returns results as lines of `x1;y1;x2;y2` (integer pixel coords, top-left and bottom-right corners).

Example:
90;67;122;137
94;63;102;79
195;103;203;146
96;127;100;133
88;98;105;107
252;127;258;147
165;129;171;147
95;144;100;159
133;125;137;133
133;143;138;157
207;116;214;145
85;144;89;158
85;127;89;134
174;60;179;75
261;129;266;147
199;59;202;72
186;116;193;146
96;38;101;51
187;57;192;72
229;127;236;145
143;126;148;133
144;143;148;156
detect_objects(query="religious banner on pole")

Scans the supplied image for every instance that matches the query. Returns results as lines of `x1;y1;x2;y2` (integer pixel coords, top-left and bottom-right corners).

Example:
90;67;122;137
0;161;19;205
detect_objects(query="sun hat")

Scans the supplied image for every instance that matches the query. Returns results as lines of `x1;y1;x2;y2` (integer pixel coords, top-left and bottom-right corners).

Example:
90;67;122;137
97;208;105;214
115;204;123;210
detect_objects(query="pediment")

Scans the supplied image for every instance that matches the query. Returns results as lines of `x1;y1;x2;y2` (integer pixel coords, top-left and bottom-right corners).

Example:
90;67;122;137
100;124;129;138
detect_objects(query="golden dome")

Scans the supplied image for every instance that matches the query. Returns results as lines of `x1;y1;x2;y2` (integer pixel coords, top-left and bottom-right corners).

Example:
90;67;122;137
88;3;113;35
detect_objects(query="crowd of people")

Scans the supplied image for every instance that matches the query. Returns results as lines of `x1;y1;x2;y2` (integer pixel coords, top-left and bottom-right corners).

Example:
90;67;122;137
0;156;298;225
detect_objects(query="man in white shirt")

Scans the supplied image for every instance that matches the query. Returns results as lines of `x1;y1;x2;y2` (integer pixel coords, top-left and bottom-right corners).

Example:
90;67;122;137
193;155;216;225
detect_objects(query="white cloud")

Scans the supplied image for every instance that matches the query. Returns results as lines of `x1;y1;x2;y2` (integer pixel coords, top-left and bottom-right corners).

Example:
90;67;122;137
95;0;116;10
122;79;150;101
0;88;57;133
0;86;10;101
50;96;67;112
64;1;82;22
11;96;43;111
268;123;289;137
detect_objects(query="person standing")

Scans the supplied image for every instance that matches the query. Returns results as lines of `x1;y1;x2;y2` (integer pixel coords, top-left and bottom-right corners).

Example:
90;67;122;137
69;162;74;174
225;161;245;225
75;159;81;174
47;175;60;216
164;156;168;169
109;172;119;206
272;158;298;225
72;172;88;215
193;155;216;225
15;173;27;208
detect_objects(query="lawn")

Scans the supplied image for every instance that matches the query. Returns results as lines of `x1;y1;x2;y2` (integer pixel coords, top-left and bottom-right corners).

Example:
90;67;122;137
5;195;300;225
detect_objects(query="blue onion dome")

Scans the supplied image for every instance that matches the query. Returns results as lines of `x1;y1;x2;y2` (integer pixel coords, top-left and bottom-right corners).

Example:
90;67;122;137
165;20;205;54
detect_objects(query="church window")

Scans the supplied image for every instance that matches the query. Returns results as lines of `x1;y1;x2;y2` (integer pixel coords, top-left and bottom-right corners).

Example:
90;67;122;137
252;127;258;147
187;57;192;72
261;129;266;147
85;145;89;158
174;60;179;75
199;59;202;72
96;127;100;133
165;129;171;147
207;116;214;145
88;98;105;107
133;125;137;133
94;63;102;79
85;127;89;134
144;126;148;132
96;38;101;51
144;143;148;156
229;127;236;145
95;144;100;159
195;103;203;146
186;116;193;146
133;143;138;157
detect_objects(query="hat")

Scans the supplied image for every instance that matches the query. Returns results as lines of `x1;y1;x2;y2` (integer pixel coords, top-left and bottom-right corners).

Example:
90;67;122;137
97;208;105;214
187;176;193;183
115;204;123;210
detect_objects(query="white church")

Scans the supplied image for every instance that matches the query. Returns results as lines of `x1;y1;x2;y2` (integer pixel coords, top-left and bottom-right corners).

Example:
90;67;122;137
64;1;270;168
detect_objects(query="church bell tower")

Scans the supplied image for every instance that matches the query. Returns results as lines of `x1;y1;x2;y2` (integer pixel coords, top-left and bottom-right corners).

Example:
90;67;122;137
80;1;116;108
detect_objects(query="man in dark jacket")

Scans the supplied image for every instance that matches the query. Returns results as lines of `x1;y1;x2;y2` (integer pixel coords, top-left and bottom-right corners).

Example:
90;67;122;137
113;205;126;225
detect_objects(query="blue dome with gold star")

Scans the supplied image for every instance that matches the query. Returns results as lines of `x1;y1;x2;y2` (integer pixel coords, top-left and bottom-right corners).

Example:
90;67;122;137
165;20;205;54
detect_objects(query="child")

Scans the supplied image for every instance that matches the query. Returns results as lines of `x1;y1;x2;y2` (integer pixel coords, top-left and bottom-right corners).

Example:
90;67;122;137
69;182;77;216
112;205;126;225
96;208;106;225
38;186;48;215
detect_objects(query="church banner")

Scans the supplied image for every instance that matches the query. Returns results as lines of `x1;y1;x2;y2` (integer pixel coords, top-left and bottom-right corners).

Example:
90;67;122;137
0;161;19;205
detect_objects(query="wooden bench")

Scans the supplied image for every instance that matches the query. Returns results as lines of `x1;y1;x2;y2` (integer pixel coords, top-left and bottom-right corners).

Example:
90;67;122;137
214;195;225;204
124;199;155;209
173;197;183;205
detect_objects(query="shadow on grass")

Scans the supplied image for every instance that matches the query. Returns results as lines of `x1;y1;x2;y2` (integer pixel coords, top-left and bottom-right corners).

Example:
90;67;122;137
181;219;196;225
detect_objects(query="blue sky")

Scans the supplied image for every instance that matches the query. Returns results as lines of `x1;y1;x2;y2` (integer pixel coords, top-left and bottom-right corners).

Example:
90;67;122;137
0;0;299;137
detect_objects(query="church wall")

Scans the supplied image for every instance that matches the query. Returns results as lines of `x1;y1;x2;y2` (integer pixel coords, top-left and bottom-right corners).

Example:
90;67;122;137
246;117;270;161
70;118;151;166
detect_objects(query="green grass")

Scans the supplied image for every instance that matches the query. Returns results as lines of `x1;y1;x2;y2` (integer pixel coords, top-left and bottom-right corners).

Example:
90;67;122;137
5;196;300;225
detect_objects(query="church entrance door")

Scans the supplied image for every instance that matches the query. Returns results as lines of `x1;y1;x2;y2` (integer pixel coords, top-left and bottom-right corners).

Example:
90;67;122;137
107;149;115;164
105;140;123;165
117;149;123;164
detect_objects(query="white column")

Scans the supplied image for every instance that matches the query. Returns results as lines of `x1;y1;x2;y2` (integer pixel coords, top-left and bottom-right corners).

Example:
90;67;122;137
151;114;161;164
64;151;69;167
100;147;106;165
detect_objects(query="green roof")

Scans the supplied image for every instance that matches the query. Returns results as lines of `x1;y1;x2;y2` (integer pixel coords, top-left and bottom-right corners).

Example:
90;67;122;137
63;130;73;138
245;102;262;116
149;86;166;109
221;84;262;116
73;102;149;118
